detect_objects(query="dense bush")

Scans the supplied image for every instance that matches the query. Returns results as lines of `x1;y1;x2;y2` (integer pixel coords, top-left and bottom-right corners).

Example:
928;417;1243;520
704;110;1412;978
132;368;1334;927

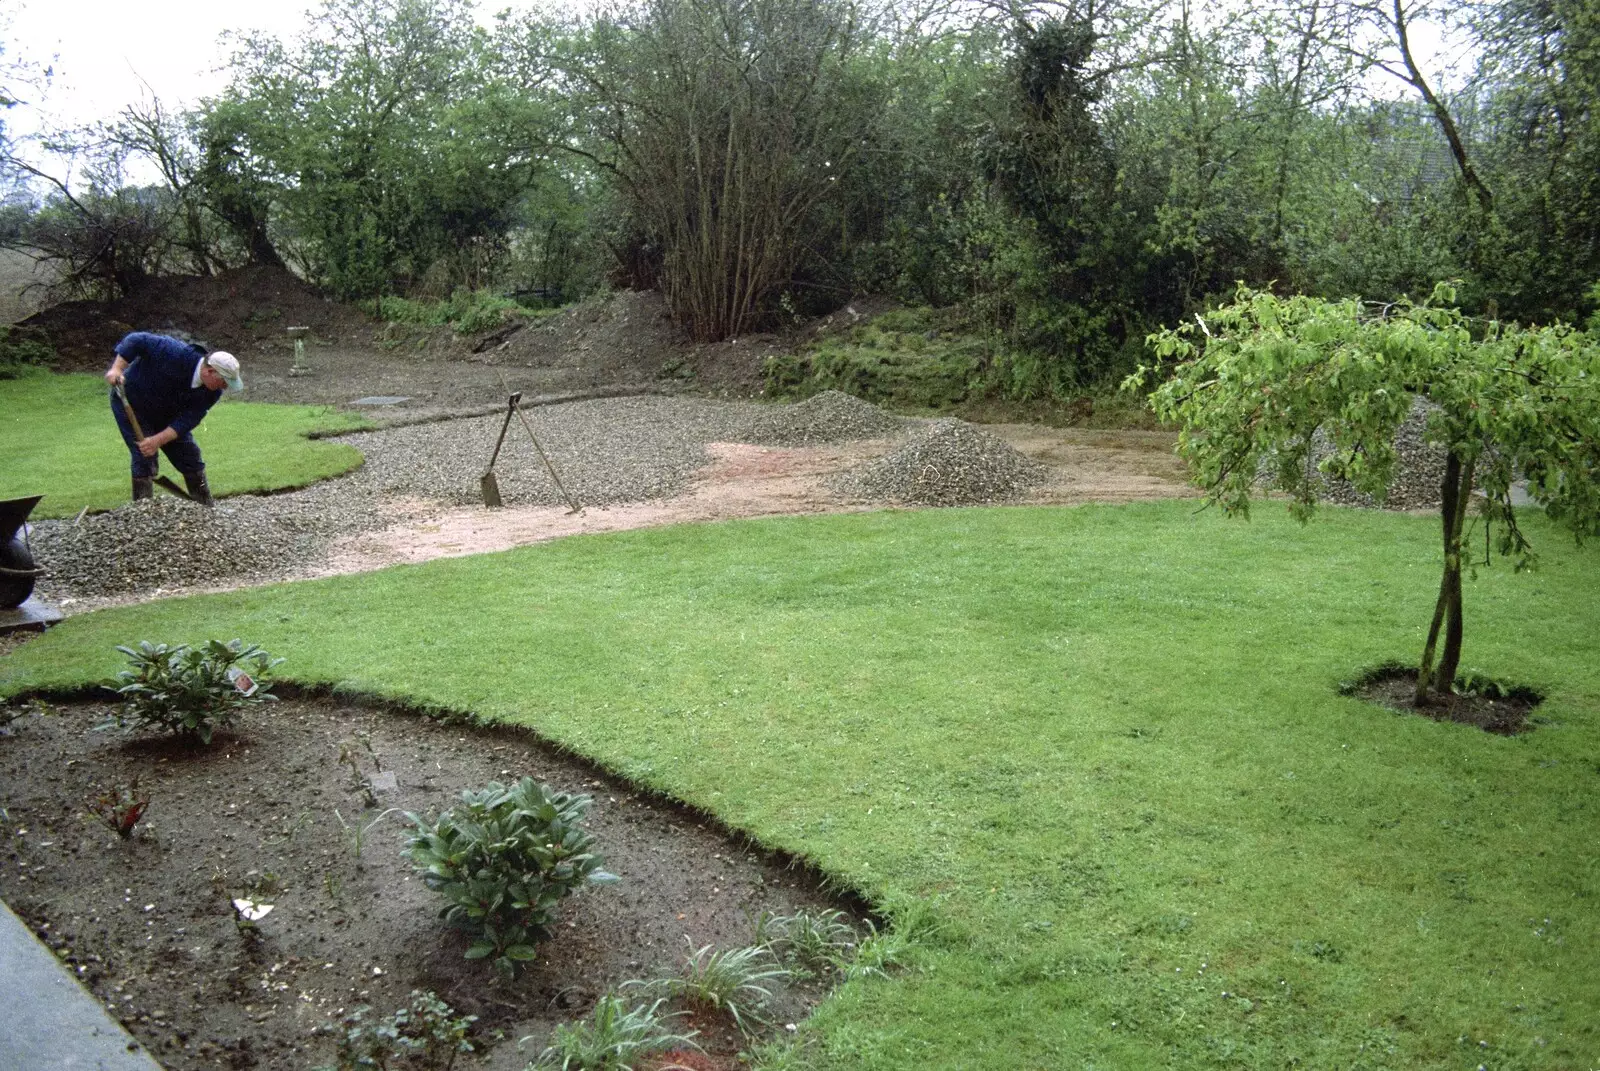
110;639;280;744
404;778;617;980
0;326;56;380
365;289;541;336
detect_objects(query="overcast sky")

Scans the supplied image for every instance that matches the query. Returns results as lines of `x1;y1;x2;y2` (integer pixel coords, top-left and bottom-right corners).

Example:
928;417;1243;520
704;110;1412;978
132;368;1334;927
9;0;309;131
5;0;1463;176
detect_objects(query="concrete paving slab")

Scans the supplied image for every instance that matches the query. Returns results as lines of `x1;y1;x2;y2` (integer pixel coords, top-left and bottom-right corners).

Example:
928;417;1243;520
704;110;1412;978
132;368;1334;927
0;899;164;1070
0;597;64;635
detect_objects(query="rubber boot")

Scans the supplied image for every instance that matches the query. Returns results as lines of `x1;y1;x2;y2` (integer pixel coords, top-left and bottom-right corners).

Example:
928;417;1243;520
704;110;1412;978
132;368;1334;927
183;469;214;507
132;477;153;502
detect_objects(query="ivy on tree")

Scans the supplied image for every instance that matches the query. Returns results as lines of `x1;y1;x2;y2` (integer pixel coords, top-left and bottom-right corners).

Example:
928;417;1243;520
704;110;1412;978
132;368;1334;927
1130;284;1600;704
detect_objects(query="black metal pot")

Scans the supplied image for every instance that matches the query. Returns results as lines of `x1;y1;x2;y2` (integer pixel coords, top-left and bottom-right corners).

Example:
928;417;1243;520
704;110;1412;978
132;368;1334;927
0;495;44;608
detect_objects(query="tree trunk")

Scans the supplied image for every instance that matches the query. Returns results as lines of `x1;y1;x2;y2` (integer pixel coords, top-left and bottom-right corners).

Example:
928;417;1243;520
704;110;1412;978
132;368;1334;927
1416;449;1473;704
1435;456;1474;688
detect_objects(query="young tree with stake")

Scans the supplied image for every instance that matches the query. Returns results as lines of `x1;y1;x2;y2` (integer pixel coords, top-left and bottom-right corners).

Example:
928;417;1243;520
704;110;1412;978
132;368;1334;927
1128;284;1600;704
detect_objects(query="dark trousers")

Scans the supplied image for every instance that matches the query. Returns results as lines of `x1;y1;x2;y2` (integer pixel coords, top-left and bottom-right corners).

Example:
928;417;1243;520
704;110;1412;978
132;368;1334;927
110;391;205;478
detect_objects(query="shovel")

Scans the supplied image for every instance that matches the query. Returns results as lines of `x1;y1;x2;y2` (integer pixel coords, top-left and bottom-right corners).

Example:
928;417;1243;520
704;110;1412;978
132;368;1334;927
113;383;202;505
480;391;521;507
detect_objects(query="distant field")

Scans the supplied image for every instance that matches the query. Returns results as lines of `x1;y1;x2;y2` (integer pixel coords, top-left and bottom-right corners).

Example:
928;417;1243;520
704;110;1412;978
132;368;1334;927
0;248;57;324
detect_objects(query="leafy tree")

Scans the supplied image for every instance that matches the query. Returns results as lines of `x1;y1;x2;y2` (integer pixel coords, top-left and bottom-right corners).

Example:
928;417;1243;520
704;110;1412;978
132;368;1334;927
2;138;179;298
200;0;545;297
1132;284;1600;704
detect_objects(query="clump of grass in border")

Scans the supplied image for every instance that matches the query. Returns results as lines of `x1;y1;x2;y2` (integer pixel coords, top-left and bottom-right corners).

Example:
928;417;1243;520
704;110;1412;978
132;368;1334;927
109;639;281;744
85;780;149;839
403;778;618;981
634;939;789;1036
841;918;915;980
526;991;697;1071
321;989;476;1071
754;908;858;976
366;288;536;336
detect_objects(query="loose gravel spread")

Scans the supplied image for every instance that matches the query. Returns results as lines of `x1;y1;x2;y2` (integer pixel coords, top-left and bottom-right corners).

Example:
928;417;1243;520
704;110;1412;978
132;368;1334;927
361;394;759;507
31;395;761;604
737;390;903;445
829;419;1047;506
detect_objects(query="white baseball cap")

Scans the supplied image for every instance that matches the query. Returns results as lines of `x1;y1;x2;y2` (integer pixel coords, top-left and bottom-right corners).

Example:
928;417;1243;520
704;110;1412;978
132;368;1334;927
206;351;244;393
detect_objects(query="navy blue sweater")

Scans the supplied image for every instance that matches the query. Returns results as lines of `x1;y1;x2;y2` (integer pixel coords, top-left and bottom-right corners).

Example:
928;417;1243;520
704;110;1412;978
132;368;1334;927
115;333;222;438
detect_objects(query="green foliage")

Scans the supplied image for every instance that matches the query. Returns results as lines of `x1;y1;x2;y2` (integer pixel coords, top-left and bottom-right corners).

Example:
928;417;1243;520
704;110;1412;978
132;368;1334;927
528;992;697;1071
640;940;789;1035
766;307;986;409
403;778;617;980
1135;283;1600;530
0;326;55;380
366;289;535;336
1133;283;1600;698
111;639;280;744
326;989;476;1071
756;909;859;974
202;0;551;296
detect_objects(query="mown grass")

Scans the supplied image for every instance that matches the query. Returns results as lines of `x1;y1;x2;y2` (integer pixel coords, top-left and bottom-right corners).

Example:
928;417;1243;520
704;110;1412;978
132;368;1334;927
3;502;1597;1069
0;371;371;518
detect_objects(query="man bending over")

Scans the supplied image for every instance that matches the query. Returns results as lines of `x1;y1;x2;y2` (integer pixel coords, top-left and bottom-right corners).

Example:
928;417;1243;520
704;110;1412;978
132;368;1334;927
105;332;243;505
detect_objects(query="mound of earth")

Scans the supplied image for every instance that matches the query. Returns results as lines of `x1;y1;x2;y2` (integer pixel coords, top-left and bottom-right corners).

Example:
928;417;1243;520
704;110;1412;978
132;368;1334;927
830;418;1047;506
484;290;689;385
22;264;379;372
737;390;903;446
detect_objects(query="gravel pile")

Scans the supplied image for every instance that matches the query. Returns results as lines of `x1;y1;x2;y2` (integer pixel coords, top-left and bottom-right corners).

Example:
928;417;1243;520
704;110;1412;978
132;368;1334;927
31;497;309;596
1309;398;1447;511
29;395;763;604
829;419;1047;506
737;390;902;446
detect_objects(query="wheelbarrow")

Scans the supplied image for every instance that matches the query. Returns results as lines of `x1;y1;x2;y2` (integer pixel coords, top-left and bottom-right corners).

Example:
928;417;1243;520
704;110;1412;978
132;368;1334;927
0;495;45;609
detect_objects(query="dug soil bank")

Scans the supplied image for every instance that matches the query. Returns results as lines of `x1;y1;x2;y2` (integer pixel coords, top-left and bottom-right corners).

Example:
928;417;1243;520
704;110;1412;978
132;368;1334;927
0;694;853;1070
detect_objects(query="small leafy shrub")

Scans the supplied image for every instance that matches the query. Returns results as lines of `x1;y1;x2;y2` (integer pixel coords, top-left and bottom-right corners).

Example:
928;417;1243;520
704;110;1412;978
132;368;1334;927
404;778;617;980
528;992;697;1071
86;781;149;838
325;990;476;1070
111;639;281;744
841;919;913;980
642;940;789;1035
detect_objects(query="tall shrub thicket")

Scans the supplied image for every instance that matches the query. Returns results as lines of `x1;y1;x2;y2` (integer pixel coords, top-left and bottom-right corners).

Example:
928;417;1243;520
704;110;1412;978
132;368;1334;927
554;0;882;341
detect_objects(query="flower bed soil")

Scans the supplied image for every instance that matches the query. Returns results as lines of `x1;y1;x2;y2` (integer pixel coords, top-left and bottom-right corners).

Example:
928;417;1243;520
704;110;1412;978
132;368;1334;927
1345;667;1543;735
0;692;858;1070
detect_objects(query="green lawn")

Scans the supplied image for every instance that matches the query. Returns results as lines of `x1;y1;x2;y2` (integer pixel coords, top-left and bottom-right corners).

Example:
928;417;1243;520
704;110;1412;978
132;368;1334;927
0;371;371;518
3;501;1597;1069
